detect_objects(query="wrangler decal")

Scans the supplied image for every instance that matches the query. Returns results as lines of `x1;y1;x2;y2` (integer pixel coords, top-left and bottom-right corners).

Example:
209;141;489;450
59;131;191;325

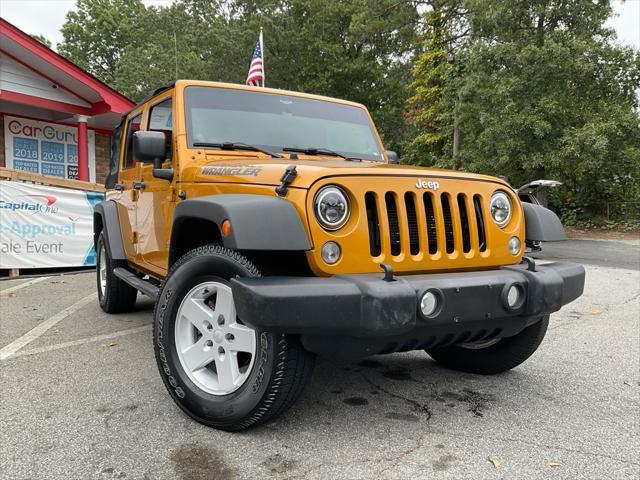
202;165;262;176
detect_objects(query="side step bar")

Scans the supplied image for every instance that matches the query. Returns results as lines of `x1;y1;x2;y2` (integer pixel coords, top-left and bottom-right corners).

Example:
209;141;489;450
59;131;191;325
113;267;160;300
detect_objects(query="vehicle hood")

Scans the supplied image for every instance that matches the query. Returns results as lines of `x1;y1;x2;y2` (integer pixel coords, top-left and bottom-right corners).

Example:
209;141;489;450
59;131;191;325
180;154;511;190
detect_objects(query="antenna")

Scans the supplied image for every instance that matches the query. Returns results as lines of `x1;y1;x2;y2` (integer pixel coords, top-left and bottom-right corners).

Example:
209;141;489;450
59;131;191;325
173;30;178;80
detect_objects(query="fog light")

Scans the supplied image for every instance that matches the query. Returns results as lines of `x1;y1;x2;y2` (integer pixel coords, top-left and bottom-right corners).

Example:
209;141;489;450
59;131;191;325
506;284;522;309
420;291;438;317
508;236;521;255
321;241;341;264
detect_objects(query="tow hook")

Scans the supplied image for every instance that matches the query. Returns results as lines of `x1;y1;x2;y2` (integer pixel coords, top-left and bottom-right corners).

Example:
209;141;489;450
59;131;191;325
521;256;536;271
275;165;298;197
380;263;396;282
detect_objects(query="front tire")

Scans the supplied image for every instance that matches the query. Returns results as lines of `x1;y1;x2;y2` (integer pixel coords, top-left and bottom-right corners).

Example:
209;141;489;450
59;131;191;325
425;316;549;374
96;231;137;313
153;245;315;431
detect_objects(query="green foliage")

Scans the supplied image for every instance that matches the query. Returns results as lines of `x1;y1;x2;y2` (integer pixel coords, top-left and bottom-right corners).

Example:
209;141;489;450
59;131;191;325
406;0;640;218
30;34;52;48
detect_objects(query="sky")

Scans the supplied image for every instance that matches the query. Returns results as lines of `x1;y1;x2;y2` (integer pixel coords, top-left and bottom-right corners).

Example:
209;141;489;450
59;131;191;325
1;0;639;50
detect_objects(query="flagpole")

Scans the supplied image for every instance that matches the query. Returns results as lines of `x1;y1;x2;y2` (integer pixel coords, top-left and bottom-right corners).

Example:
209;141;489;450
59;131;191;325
259;27;265;87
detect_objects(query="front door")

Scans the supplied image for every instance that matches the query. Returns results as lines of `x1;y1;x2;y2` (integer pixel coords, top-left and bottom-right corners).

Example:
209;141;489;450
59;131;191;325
116;112;142;261
135;96;175;271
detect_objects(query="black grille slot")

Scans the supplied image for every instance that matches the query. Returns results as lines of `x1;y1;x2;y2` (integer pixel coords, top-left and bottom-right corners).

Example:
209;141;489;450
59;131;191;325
440;195;454;253
441;195;455;254
404;193;420;255
385;193;401;256
365;192;381;256
458;194;471;253
423;193;437;254
474;195;487;252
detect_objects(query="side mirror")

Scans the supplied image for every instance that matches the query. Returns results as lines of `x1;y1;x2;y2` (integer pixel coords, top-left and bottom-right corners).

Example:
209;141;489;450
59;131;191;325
386;150;399;165
133;130;173;181
133;131;165;164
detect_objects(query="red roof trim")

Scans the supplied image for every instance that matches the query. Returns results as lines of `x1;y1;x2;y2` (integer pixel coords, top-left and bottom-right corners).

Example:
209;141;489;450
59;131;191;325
0;18;135;114
0;90;93;116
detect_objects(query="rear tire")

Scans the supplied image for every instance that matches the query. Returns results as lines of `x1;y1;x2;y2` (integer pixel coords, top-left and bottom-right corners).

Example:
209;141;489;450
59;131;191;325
96;231;137;313
153;244;315;431
425;316;549;374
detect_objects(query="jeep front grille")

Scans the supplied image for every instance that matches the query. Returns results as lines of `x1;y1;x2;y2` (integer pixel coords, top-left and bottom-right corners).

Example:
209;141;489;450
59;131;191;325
365;191;488;260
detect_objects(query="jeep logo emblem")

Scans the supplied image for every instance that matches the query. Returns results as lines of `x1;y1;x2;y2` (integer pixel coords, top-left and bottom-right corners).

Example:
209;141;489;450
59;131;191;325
415;179;440;190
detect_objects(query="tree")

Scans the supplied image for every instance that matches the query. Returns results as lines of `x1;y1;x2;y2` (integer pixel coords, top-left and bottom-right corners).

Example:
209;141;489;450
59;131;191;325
405;0;468;166
58;0;147;94
406;0;640;218
30;34;52;48
456;0;640;217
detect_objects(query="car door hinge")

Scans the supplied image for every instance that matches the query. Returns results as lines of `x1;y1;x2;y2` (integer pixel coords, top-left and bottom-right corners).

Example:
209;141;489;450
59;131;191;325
169;187;177;202
132;231;139;244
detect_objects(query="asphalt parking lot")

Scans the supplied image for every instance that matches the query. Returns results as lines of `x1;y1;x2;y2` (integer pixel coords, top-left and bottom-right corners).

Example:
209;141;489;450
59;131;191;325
1;239;639;480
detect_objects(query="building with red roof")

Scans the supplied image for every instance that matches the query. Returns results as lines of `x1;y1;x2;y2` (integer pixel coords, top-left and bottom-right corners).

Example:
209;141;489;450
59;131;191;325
0;18;134;183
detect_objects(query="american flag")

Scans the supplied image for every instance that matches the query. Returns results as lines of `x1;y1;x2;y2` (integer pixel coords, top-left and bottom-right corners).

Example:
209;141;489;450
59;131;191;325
246;32;264;87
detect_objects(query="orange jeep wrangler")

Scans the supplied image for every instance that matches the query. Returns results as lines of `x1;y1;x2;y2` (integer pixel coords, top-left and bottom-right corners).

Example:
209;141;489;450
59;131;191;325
94;80;585;431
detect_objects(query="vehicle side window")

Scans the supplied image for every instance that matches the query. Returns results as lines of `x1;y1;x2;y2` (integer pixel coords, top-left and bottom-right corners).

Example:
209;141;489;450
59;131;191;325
123;113;142;170
148;98;173;161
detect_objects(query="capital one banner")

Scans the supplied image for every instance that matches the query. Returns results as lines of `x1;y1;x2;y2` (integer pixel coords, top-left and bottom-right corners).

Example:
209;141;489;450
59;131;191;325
0;181;103;268
4;115;96;182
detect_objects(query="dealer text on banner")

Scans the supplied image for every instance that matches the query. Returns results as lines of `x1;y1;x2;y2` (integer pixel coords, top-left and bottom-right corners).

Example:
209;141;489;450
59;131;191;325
4;116;96;182
0;181;103;268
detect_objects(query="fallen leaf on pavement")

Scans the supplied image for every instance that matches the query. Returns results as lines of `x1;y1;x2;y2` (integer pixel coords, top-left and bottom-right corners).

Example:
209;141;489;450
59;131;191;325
623;381;632;386
101;342;117;348
590;309;603;315
545;461;561;467
8;293;16;297
35;314;44;321
488;456;501;469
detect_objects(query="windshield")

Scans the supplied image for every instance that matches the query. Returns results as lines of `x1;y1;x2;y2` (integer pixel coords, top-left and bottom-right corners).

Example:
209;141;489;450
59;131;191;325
184;86;383;161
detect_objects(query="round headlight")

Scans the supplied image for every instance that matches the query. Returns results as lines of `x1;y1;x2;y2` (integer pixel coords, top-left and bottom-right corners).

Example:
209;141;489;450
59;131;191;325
490;191;512;227
314;186;350;230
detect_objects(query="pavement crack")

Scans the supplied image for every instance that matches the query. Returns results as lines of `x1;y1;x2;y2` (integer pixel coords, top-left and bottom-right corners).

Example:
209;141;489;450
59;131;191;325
359;371;432;419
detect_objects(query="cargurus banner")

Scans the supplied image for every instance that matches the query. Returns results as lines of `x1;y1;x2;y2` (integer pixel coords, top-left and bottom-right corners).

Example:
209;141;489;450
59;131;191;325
0;181;103;268
4;115;96;182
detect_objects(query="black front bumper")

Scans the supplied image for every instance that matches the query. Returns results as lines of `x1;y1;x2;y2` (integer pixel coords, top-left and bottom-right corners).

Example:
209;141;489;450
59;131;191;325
231;261;584;353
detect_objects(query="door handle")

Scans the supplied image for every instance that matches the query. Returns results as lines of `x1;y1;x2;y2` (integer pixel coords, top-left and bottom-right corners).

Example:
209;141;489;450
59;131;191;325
133;181;146;190
114;183;124;191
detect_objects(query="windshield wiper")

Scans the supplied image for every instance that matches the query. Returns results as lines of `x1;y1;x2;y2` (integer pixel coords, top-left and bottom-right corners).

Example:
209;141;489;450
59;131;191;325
193;142;283;158
283;147;361;162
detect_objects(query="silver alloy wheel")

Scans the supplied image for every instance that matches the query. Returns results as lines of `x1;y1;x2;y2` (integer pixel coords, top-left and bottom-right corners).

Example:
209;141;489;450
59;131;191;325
459;338;501;350
98;244;107;296
174;281;256;396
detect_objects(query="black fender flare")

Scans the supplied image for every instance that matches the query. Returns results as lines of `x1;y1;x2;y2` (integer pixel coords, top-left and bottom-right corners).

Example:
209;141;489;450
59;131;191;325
522;203;566;242
170;194;311;262
94;201;127;260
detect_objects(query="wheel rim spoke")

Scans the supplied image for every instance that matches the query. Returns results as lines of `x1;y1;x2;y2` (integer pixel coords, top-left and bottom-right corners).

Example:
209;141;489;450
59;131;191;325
180;297;214;329
215;353;240;391
213;287;235;319
181;337;214;372
227;324;256;353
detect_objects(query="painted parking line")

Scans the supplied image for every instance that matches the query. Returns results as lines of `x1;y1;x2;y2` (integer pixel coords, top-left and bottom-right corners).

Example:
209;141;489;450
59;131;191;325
0;292;98;361
11;324;152;359
0;276;52;297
